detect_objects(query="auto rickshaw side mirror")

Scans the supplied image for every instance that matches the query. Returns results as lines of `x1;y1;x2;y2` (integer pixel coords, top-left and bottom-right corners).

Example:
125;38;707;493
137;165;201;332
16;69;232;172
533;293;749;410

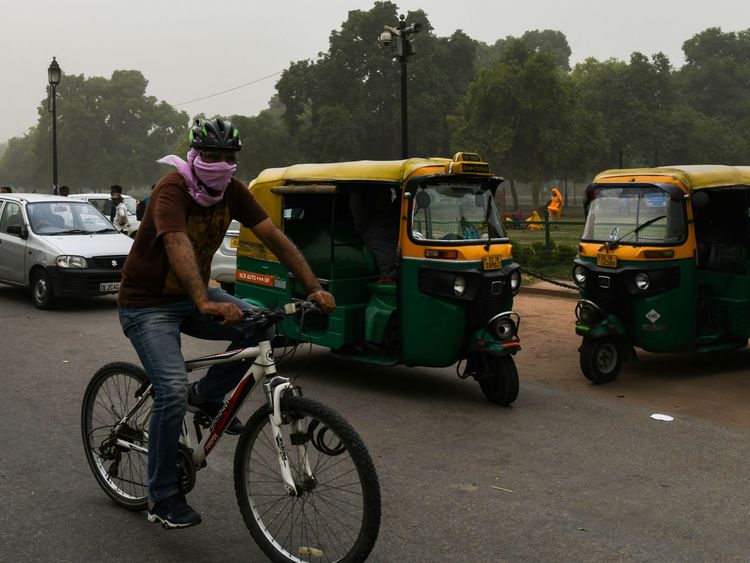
415;190;431;210
691;191;710;210
283;208;305;221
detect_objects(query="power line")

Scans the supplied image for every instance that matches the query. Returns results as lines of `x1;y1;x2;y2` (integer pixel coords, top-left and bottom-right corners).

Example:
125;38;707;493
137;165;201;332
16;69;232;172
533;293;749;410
174;71;283;107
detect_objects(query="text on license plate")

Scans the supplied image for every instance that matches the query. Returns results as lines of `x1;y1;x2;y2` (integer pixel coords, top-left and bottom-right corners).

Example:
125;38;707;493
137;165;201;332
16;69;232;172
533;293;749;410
596;253;617;268
229;237;239;249
100;282;120;292
483;255;503;270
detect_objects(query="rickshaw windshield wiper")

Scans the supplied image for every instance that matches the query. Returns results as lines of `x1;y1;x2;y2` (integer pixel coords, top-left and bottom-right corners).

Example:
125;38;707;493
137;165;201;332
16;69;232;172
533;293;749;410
606;215;666;250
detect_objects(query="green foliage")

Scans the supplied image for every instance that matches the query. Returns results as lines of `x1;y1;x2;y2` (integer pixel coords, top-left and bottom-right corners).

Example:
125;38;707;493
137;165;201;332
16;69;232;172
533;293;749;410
450;40;572;206
0;70;188;191
277;1;478;161
1;8;749;194
511;240;577;276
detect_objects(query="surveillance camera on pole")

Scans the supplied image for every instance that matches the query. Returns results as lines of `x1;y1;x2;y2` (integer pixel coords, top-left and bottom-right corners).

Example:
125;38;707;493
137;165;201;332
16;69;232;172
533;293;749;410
378;15;422;159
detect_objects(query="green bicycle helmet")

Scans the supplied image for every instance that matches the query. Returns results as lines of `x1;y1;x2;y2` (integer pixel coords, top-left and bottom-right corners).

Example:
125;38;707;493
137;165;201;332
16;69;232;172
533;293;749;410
189;118;241;151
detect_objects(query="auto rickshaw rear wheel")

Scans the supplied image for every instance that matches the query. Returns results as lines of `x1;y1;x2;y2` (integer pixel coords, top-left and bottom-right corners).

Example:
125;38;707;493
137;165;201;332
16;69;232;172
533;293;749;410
579;337;622;384
473;354;519;406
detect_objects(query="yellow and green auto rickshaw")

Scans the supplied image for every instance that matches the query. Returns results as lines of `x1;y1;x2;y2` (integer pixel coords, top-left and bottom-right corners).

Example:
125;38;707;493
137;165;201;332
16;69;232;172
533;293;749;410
573;165;750;383
235;153;522;405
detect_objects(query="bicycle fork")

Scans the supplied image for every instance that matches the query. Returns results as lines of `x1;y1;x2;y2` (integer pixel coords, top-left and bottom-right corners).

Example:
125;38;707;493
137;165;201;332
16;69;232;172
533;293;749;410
264;377;314;496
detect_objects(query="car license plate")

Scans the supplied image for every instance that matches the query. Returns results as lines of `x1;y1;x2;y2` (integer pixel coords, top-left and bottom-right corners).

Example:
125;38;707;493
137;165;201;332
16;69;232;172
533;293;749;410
229;237;239;249
596;252;617;268
483;255;503;270
99;282;120;292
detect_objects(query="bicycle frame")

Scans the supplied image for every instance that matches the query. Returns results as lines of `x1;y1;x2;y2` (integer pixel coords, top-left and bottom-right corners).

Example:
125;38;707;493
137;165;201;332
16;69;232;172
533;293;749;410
113;337;309;495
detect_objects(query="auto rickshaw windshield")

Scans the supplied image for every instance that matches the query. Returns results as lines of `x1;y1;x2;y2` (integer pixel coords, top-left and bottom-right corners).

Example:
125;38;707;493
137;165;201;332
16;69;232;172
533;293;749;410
582;186;686;245
411;181;506;242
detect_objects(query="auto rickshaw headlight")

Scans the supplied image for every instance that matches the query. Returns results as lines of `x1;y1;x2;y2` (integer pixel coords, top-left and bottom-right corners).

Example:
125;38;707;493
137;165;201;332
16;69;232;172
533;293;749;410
509;269;521;295
453;275;467;296
635;272;650;291
574;266;588;286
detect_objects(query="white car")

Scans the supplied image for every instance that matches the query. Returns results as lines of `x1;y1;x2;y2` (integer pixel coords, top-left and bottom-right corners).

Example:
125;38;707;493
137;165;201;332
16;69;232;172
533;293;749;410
0;194;133;309
211;220;240;294
69;193;141;238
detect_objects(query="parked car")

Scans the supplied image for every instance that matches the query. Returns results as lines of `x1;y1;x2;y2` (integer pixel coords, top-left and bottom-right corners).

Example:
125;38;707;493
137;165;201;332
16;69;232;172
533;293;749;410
0;193;133;309
211;219;240;294
69;193;141;238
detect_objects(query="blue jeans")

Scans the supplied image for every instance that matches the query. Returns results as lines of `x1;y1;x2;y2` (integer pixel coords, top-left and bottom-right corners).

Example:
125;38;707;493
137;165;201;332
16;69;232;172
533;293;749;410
119;287;259;502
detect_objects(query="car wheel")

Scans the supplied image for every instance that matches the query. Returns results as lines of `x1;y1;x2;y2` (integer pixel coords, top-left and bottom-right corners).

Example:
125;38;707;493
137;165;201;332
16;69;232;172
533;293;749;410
31;269;56;310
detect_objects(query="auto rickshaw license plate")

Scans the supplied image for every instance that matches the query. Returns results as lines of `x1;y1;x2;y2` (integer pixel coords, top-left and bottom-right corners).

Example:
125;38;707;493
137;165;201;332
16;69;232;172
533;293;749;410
483;255;503;270
229;237;239;249
596;252;617;268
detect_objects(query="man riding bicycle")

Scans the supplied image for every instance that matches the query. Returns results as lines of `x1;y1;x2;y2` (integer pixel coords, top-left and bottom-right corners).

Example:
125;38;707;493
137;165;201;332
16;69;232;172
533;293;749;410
117;118;335;530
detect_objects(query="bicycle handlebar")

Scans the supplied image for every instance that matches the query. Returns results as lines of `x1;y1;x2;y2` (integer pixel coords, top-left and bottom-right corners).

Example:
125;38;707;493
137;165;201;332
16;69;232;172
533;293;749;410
241;300;322;324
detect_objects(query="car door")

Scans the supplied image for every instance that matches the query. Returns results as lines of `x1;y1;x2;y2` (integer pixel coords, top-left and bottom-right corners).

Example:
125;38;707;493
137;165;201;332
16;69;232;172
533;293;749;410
0;201;27;283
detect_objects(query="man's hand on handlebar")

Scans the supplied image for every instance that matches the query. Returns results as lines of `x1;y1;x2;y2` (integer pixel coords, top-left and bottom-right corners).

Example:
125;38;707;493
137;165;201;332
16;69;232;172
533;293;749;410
199;300;245;325
307;289;336;313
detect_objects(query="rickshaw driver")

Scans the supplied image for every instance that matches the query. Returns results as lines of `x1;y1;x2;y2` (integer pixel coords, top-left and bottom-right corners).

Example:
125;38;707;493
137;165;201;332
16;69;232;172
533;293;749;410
349;187;400;283
117;118;335;530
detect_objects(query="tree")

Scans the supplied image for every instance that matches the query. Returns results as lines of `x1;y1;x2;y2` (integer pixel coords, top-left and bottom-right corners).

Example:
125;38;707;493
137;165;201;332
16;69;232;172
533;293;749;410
450;39;573;208
476;29;571;71
276;1;479;162
679;27;750;123
0;70;188;191
571;52;676;169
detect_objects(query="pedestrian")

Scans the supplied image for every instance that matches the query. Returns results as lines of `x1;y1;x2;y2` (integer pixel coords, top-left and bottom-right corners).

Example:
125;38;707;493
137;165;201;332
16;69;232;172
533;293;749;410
111;192;130;233
0;185;13;193
109;184;123;222
117;118;335;530
58;185;70;197
547;187;564;222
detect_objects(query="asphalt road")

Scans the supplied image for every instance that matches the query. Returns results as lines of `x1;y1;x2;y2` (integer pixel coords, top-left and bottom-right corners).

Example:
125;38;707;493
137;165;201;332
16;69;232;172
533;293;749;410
0;286;748;562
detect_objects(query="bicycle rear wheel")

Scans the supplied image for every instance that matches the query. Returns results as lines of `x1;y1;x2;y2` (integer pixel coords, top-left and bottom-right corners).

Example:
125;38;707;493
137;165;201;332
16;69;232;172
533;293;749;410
234;396;381;563
81;362;151;511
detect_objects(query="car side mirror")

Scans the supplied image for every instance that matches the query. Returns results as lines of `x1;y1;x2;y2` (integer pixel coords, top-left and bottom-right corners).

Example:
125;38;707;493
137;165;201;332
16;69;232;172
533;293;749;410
7;225;28;239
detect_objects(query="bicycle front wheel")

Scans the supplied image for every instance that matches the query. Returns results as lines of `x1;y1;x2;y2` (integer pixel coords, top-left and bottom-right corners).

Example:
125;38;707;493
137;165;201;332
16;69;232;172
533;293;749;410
234;396;381;563
81;362;151;511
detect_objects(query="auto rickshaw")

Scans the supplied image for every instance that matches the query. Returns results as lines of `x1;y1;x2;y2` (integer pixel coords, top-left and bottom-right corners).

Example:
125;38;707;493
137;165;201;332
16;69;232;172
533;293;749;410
573;165;750;383
235;153;522;405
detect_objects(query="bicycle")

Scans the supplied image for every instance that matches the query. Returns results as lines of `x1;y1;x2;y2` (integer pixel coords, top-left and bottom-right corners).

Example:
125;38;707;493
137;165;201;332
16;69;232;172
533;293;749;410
81;301;381;563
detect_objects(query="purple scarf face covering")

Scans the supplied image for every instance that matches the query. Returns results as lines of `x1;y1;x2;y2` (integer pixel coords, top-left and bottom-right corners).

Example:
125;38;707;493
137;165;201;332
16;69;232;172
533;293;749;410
157;148;237;207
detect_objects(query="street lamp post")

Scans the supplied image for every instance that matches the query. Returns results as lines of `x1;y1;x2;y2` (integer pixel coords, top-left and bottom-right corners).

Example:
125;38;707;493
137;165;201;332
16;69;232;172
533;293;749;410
380;15;421;159
48;57;61;195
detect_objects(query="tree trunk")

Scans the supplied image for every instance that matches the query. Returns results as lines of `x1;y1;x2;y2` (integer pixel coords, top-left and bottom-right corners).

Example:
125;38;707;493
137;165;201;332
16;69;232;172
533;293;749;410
509;178;519;210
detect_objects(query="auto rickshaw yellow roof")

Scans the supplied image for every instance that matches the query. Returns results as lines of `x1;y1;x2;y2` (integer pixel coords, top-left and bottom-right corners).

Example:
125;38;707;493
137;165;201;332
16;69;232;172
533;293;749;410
594;165;750;191
251;158;452;188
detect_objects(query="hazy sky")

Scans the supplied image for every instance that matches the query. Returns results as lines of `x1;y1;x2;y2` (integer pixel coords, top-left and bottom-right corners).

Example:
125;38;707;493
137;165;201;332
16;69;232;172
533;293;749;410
2;0;747;143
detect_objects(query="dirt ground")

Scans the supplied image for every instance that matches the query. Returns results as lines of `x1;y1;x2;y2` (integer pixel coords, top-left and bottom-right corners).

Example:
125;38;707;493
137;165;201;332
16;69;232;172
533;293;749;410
513;293;750;428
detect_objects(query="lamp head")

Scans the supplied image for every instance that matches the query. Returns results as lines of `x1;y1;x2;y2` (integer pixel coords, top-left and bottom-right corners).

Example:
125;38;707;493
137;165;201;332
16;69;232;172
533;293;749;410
48;57;61;86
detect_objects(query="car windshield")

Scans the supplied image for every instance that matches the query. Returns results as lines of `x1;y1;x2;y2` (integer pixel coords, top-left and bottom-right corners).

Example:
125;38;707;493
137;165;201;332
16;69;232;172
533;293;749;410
27;202;118;235
582;186;686;245
411;181;506;242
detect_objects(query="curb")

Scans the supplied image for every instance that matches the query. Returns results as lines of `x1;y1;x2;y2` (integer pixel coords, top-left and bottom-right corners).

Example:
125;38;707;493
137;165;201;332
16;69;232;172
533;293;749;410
522;284;579;300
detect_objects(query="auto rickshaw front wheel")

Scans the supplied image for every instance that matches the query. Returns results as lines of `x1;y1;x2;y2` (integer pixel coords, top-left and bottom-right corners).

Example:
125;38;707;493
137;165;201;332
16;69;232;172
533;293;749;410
473;354;519;406
579;337;623;384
